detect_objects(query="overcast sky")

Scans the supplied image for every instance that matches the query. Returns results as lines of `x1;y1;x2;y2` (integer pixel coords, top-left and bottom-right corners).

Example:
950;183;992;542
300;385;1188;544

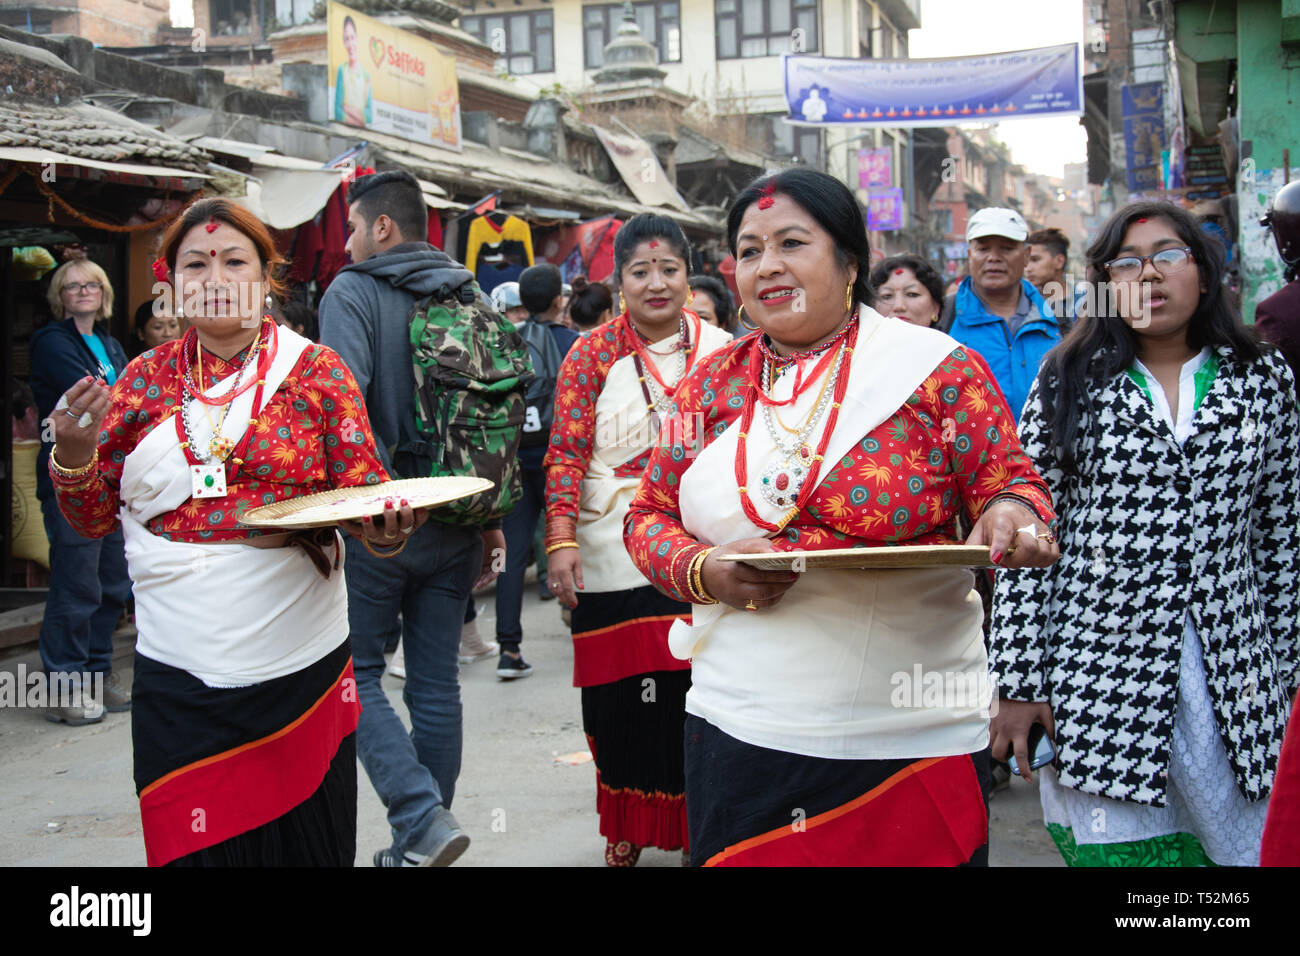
908;0;1089;179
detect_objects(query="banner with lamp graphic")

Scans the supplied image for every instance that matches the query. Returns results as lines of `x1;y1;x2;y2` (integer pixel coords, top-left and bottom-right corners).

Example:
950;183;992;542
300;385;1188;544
784;43;1082;128
327;0;461;151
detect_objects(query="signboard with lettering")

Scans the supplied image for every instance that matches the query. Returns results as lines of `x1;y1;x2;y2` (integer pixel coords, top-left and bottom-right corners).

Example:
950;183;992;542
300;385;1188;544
327;1;461;151
858;147;892;188
1121;82;1163;193
867;188;903;231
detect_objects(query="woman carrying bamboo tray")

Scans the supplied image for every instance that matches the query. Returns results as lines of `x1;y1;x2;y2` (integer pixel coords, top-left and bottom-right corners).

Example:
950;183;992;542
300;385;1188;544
623;169;1060;866
47;198;421;866
544;213;732;866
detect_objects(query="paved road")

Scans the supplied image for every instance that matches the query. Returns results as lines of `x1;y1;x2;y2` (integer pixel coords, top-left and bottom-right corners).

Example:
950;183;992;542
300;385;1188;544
0;572;1062;867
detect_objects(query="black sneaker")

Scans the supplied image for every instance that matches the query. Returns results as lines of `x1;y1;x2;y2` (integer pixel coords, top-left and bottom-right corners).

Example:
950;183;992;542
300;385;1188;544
496;651;533;680
373;807;469;867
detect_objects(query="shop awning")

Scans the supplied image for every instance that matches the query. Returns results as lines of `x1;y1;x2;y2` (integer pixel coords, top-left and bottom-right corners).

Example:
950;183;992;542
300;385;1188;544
237;166;342;230
0;146;210;188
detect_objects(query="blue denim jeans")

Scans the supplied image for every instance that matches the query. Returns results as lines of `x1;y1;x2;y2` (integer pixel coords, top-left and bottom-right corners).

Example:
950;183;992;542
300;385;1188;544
494;465;546;651
345;519;481;852
38;496;132;678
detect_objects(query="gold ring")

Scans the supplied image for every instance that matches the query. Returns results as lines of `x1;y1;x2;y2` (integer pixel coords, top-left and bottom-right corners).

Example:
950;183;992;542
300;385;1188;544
745;599;758;611
1037;531;1056;544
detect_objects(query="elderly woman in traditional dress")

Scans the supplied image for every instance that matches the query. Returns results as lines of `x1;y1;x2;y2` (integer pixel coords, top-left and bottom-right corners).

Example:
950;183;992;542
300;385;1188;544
544;213;732;866
624;169;1060;866
48;198;420;866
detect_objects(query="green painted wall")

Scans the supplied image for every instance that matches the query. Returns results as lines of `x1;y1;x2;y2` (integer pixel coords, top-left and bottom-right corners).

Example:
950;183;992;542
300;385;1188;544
1237;0;1300;321
1176;0;1238;62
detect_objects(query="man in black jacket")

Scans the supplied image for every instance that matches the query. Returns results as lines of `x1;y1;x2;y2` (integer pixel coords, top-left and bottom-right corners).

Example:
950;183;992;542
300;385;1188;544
29;260;132;725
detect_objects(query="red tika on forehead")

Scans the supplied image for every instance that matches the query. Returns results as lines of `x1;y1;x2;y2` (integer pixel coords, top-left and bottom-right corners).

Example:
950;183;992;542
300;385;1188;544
1137;217;1147;223
648;239;659;249
894;268;905;275
204;218;219;233
757;181;776;209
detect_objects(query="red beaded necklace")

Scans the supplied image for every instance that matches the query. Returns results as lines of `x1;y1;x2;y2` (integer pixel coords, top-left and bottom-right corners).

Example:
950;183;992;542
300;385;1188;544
173;319;278;479
178;317;277;407
623;311;700;395
734;318;858;532
746;316;856;409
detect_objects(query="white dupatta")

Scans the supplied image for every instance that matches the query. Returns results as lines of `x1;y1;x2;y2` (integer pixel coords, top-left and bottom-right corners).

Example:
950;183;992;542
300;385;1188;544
120;325;349;688
669;307;991;760
578;314;732;593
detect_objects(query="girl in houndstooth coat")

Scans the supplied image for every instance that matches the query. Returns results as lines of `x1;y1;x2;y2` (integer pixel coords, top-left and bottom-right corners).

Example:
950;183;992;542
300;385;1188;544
989;202;1300;867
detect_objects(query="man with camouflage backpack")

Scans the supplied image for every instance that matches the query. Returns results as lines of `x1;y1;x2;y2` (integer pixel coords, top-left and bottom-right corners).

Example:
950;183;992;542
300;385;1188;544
320;170;523;867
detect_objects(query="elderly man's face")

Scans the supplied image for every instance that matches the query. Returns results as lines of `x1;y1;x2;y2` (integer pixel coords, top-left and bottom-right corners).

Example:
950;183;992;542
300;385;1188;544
969;236;1027;296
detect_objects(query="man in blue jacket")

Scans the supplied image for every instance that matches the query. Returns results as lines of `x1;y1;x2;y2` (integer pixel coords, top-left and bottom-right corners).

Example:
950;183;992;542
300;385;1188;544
947;207;1061;422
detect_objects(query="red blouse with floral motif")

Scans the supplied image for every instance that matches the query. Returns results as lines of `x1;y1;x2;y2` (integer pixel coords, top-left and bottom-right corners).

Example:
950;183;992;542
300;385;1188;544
543;311;710;544
623;335;1055;604
53;335;388;541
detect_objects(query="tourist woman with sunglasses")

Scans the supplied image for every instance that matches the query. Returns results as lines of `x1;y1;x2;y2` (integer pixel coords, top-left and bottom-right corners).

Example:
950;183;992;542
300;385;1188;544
990;202;1300;866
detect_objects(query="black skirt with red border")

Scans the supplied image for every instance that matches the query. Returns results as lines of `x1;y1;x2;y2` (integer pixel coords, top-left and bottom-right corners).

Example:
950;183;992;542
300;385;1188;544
573;585;691;851
131;638;361;867
685;713;991;866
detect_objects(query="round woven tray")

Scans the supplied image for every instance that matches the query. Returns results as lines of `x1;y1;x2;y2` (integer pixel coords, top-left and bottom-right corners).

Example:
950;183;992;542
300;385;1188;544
716;545;994;571
241;476;494;529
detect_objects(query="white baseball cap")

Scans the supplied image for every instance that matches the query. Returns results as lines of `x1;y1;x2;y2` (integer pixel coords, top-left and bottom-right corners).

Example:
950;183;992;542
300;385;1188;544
966;207;1029;242
491;281;522;312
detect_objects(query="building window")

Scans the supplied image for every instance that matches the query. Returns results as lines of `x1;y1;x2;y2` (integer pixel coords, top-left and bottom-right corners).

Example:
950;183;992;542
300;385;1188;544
584;2;681;69
211;0;254;35
857;0;872;58
771;117;822;168
462;10;554;74
717;0;818;59
879;25;893;58
934;208;954;234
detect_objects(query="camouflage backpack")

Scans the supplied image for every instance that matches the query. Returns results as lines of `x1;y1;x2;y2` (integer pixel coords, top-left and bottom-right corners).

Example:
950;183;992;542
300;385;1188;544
394;280;534;525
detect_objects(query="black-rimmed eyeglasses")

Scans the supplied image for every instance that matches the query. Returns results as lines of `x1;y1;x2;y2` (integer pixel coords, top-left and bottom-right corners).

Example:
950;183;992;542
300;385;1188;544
1103;247;1194;282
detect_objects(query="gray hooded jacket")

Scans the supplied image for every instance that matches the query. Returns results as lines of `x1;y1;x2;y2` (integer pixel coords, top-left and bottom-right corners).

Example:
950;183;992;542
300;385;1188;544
318;241;473;477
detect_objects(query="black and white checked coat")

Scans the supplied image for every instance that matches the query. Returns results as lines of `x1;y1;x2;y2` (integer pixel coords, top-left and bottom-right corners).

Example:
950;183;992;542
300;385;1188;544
989;345;1300;806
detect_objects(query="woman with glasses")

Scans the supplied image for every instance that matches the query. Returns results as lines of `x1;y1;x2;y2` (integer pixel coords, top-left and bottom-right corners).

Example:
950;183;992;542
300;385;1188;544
29;259;132;725
990;202;1300;866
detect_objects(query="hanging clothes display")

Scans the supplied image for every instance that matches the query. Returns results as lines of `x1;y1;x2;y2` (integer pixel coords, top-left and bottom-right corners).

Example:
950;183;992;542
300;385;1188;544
465;212;534;275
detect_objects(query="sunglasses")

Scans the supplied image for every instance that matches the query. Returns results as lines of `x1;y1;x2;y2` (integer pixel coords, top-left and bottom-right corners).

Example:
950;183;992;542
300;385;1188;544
64;281;103;295
1103;247;1194;282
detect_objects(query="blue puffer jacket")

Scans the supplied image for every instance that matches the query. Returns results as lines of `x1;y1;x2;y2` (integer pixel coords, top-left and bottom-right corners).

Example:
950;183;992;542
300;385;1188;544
947;277;1060;422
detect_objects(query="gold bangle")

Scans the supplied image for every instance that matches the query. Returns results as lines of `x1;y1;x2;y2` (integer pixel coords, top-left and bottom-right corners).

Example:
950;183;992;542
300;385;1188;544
50;446;98;479
362;537;407;559
688;547;718;605
545;541;579;555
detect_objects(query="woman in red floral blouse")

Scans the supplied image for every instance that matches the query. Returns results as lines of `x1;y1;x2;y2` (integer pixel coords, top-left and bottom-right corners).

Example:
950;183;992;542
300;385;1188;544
48;198;420;866
544;214;732;866
623;169;1060;866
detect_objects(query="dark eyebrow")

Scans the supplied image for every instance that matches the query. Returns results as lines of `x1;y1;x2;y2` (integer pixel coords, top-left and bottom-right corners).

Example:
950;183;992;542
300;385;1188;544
181;245;245;257
736;224;812;243
626;254;683;268
1117;236;1184;254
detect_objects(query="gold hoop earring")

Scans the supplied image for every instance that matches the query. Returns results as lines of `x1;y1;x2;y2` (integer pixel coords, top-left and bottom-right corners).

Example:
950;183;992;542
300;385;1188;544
619;291;626;314
845;283;853;312
737;304;756;331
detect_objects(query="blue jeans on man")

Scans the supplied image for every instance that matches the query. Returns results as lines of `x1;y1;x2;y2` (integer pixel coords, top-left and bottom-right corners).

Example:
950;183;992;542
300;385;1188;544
38;496;131;678
495;465;547;652
345;519;481;852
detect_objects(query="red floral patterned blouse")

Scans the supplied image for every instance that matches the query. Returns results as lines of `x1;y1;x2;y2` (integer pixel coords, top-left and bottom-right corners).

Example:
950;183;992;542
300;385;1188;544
543;311;713;545
624;335;1056;603
52;336;388;542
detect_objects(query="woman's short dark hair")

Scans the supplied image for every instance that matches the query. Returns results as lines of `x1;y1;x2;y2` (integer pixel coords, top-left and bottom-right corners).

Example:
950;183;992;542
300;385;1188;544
612;213;691;280
567;275;613;330
689;274;735;332
1040;200;1265;476
727;169;872;305
867;255;945;311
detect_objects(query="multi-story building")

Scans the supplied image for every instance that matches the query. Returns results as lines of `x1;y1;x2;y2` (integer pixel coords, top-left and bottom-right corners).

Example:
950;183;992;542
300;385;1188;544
456;0;923;212
0;0;272;46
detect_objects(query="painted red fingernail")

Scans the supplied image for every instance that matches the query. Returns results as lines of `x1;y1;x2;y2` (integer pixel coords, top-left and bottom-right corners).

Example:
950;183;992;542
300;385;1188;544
401;499;409;507
385;500;394;510
991;550;1003;564
363;515;371;524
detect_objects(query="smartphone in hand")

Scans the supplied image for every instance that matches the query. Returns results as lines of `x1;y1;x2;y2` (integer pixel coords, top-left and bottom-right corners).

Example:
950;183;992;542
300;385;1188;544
1008;722;1057;776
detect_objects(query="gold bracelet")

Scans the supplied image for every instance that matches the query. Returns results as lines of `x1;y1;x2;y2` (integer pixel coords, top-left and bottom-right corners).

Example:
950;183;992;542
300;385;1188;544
545;541;579;555
688;547;718;605
50;446;98;479
362;537;407;559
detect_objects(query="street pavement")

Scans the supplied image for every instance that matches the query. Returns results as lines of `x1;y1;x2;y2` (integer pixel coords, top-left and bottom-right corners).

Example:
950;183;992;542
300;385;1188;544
0;570;1062;867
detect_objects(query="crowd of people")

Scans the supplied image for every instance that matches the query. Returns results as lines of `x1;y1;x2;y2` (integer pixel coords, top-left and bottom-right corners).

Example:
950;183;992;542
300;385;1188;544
28;165;1300;868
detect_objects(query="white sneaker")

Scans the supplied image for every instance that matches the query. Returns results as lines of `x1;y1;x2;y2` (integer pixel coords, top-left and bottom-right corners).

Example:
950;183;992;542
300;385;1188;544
458;619;498;664
388;641;406;680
